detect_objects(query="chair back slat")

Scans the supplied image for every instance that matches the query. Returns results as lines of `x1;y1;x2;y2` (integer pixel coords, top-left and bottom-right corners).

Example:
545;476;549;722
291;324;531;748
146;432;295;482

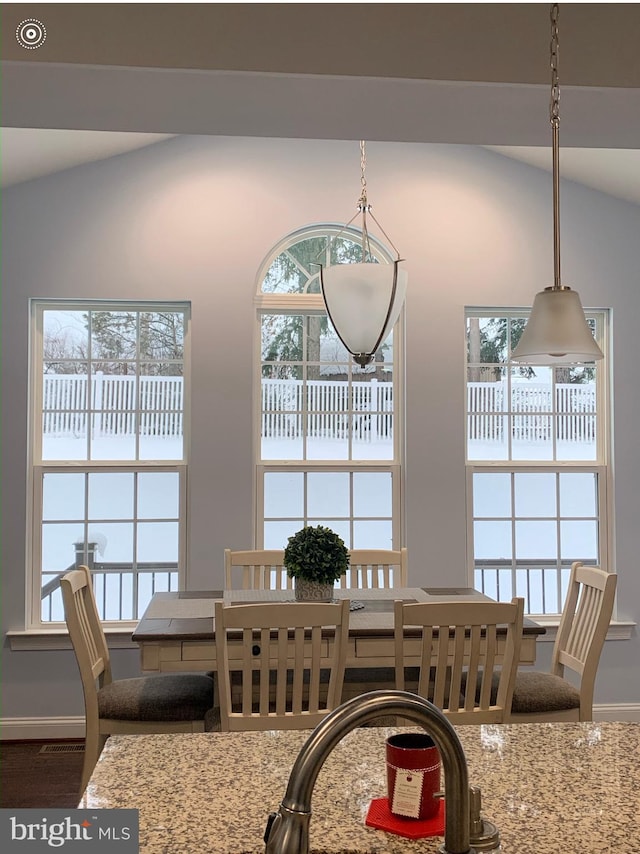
448;626;465;710
464;625;482;712
276;627;289;714
309;626;323;714
418;625;436;697
566;584;598;662
479;625;498;709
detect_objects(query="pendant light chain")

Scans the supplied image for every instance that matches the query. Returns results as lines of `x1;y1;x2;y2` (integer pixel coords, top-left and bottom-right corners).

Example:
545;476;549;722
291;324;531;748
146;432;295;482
550;3;562;290
323;140;402;263
550;4;560;124
358;139;373;262
357;139;402;262
359;139;369;209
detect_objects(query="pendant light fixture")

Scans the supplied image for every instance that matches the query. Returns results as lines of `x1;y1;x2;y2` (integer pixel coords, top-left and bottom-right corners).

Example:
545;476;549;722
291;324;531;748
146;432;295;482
320;141;408;368
512;4;603;364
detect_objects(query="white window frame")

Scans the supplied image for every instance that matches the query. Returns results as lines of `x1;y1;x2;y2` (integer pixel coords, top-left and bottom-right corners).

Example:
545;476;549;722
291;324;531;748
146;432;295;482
254;225;405;550
465;307;612;616
27;299;191;630
256;463;403;548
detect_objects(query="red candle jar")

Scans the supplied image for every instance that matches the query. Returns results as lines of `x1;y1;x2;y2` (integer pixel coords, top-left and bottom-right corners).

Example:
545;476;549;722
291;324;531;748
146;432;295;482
386;732;441;820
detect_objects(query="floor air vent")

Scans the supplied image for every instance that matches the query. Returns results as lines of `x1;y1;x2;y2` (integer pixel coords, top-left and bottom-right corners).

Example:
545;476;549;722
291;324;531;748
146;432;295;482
39;743;85;754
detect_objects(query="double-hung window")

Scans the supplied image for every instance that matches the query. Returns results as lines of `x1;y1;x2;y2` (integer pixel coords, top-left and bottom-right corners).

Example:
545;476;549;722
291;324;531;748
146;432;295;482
466;309;609;616
30;300;189;627
255;226;404;550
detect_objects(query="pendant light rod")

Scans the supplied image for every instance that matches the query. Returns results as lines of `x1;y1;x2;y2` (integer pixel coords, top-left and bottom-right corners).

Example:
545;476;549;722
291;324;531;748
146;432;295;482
552;121;561;288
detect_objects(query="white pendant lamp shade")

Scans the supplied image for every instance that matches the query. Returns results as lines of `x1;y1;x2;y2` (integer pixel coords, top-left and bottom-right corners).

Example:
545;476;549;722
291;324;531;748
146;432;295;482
511;287;603;364
321;262;408;366
320;141;407;368
512;6;604;367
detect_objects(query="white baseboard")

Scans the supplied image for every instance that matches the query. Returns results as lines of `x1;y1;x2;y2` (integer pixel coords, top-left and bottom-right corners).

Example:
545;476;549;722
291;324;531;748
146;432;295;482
0;717;85;740
593;703;640;722
2;704;640;739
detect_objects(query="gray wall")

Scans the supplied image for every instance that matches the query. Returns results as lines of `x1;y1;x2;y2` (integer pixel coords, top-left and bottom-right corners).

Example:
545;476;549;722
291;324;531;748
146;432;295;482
1;136;638;724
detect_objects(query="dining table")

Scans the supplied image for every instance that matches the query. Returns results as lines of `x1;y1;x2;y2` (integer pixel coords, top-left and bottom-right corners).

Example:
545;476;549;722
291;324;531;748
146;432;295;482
132;586;544;674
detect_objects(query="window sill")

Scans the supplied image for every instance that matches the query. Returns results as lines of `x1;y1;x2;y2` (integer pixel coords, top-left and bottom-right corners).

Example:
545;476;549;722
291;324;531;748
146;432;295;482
532;619;634;643
6;628;137;651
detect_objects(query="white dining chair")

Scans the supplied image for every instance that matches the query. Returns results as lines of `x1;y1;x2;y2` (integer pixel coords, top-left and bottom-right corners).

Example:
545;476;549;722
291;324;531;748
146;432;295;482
338;548;408;589
214;599;349;731
508;562;616;722
394;597;525;724
224;549;292;590
62;565;215;794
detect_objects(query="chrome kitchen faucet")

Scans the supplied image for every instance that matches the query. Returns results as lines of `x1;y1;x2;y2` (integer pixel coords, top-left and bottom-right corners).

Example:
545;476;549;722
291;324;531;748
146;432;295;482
264;690;497;854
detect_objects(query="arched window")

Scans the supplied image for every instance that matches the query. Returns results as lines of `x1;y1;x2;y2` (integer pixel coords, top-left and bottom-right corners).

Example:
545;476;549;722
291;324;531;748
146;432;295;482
259;224;391;295
254;225;403;550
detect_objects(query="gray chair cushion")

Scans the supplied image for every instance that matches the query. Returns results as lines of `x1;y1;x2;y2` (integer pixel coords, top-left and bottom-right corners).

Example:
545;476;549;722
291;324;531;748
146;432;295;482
98;673;214;722
342;666;421;689
477;670;581;714
510;671;581;714
343;666;397;684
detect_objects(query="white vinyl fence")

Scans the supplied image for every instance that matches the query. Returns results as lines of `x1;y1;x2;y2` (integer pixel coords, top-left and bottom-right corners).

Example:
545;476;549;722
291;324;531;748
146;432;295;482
43;372;184;437
467;381;596;443
43;375;596;444
261;378;393;441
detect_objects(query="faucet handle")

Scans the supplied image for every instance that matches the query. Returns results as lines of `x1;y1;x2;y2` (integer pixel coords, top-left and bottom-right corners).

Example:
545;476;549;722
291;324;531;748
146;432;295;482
264;812;278;845
468;786;501;852
264;803;311;854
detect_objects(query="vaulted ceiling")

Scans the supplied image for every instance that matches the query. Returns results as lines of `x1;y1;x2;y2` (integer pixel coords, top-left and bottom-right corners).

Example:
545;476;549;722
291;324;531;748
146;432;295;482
2;3;640;201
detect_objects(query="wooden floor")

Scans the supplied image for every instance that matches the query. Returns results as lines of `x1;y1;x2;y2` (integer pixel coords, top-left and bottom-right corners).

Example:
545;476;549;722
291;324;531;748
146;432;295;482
0;740;85;808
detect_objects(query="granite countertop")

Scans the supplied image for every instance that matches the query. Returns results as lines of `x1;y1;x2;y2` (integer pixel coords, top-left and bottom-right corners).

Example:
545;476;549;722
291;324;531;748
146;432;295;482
80;721;639;853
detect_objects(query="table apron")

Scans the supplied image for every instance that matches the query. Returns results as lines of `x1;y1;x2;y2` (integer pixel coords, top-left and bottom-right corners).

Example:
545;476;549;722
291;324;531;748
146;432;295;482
137;632;537;672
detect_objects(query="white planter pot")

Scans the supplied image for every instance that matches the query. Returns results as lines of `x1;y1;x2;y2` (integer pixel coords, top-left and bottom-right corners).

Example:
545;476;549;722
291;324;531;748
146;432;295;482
294;578;334;602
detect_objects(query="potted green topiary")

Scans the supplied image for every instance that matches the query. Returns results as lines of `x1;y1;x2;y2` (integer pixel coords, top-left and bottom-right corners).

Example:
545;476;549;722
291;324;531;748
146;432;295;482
284;525;349;601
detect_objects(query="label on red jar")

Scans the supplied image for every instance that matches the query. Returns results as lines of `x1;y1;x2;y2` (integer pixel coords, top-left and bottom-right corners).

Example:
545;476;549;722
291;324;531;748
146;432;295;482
391;770;423;818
